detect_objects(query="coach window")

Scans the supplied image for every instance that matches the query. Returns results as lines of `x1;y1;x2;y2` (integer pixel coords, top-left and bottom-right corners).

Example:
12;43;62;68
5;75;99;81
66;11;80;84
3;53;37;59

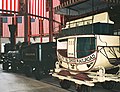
77;37;95;58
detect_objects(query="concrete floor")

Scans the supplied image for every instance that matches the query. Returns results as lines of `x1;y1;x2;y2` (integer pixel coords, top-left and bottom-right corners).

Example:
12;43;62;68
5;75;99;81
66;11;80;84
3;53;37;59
0;65;69;92
0;64;120;92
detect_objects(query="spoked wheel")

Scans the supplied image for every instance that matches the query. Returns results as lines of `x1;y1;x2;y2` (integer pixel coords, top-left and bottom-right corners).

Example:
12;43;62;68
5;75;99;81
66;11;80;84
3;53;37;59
60;80;71;89
101;81;116;90
76;85;91;92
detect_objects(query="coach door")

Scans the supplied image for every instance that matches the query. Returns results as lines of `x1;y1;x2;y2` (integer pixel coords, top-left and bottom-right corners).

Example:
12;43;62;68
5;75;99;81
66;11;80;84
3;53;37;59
67;38;75;57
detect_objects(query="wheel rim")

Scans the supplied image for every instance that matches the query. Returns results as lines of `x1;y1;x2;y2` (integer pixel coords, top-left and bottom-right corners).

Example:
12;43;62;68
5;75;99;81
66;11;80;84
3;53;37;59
3;62;9;71
11;63;17;72
76;85;90;92
60;80;71;89
101;81;116;90
34;68;44;80
24;66;33;77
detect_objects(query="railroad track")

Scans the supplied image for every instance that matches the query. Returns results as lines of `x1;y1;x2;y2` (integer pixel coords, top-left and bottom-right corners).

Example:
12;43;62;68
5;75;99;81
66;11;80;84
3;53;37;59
41;76;76;92
40;76;120;92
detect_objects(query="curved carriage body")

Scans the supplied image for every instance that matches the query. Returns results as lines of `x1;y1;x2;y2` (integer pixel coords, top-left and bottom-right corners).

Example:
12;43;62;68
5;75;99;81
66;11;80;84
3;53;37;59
57;35;120;72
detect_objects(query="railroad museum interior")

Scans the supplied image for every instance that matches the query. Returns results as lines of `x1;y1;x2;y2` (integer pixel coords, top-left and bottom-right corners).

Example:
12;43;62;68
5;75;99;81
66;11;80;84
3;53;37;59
0;0;120;92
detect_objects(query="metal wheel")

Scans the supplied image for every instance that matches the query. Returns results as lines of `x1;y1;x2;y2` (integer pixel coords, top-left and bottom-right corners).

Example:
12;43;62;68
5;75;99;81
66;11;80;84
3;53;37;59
60;80;71;89
101;81;116;90
24;65;33;77
76;85;91;92
11;63;17;72
34;68;44;80
2;62;9;71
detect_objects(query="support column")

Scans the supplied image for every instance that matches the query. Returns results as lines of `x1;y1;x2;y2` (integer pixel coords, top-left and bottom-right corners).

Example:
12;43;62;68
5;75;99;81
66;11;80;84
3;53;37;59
49;0;53;42
28;16;31;44
0;15;2;55
60;15;64;31
39;19;43;43
24;0;28;43
19;0;28;43
0;16;3;37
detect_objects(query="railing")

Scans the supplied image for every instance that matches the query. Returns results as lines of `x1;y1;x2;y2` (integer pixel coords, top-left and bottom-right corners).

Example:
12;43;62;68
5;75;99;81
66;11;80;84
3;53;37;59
98;46;120;65
63;19;93;29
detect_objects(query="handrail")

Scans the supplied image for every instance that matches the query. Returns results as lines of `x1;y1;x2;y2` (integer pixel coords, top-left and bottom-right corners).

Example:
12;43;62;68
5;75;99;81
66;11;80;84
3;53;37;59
64;19;93;29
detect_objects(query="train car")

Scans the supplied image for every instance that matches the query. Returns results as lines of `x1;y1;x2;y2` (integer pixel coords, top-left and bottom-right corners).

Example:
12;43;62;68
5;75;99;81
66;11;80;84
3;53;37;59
52;18;120;92
20;42;56;79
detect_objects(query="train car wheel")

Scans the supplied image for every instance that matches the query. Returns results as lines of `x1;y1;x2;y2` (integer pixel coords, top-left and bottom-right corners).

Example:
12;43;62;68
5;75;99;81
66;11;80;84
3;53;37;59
101;81;116;90
76;85;90;92
2;62;9;71
24;66;33;77
11;63;17;72
60;80;71;89
34;69;44;80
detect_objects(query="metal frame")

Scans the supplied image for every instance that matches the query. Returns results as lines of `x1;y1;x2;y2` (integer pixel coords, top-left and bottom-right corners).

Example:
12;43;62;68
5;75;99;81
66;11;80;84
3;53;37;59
52;64;120;87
